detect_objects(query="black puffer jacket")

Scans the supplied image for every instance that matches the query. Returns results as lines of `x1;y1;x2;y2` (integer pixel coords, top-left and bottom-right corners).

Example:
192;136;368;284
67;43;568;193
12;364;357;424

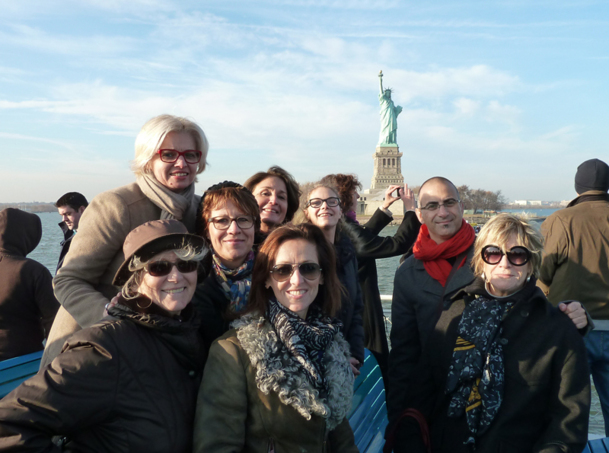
192;272;233;353
334;234;365;364
0;300;205;452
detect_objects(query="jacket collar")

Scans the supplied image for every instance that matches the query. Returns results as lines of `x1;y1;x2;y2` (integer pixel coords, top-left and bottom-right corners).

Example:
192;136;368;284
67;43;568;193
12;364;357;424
232;314;354;431
414;245;476;297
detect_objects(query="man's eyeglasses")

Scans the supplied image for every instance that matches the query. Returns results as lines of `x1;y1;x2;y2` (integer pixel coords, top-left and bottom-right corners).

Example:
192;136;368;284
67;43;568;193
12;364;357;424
145;260;198;277
157;149;202;164
419;198;460;211
306;197;340;209
208;216;254;230
269;263;322;282
481;245;531;267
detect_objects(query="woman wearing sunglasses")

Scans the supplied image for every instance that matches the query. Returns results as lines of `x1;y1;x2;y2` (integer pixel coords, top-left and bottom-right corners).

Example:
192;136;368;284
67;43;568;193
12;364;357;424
301;182;365;374
194;223;358;452
44;114;209;367
392;214;590;453
192;181;260;350
0;220;206;452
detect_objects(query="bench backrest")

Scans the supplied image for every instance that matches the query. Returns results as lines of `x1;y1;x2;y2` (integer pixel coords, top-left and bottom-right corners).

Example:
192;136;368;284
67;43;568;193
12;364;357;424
0;351;42;399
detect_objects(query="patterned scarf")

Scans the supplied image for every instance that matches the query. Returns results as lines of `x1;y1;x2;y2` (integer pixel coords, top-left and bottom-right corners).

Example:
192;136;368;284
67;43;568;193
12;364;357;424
445;294;514;446
267;298;342;394
212;251;254;313
413;220;475;287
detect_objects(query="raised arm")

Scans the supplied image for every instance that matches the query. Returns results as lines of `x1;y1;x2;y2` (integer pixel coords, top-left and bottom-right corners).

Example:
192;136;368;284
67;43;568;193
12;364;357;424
379;71;384;95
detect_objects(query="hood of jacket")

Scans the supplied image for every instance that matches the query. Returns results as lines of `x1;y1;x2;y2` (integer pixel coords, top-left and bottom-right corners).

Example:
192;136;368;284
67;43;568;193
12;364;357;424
0;208;42;257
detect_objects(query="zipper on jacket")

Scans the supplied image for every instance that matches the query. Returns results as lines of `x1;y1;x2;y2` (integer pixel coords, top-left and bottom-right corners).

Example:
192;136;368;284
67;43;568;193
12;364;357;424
268;438;275;453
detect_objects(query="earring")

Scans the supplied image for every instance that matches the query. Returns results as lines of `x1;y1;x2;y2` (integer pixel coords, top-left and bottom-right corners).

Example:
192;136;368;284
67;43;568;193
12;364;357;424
526;274;531;283
481;272;486;282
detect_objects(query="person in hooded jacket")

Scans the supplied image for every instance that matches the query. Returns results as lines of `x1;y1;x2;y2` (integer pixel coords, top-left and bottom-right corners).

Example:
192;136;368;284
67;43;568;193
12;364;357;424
0;208;59;361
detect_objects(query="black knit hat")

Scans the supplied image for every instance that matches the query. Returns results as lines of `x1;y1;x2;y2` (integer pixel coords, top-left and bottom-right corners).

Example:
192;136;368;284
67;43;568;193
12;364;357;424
575;158;609;194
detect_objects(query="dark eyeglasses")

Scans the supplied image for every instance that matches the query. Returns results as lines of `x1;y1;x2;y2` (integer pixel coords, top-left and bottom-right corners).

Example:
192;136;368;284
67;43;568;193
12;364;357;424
419;198;460;211
157;149;202;164
145;260;199;277
270;263;322;282
306;197;340;209
208;216;254;230
481;245;531;267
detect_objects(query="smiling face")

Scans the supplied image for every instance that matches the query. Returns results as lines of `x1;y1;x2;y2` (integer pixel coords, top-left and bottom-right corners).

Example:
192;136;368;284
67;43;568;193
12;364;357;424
266;239;321;319
483;234;531;297
252;176;288;233
416;179;463;244
149;131;199;192
138;250;197;314
305;186;342;233
207;200;255;269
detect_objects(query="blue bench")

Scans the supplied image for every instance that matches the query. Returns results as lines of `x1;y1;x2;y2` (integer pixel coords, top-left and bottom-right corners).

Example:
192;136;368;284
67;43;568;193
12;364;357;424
349;349;388;453
0;350;42;399
585;438;609;453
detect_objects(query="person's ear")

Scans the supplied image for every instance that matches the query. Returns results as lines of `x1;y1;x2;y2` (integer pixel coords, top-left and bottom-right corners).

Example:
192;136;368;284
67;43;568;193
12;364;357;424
265;278;271;289
415;208;423;224
78;206;86;214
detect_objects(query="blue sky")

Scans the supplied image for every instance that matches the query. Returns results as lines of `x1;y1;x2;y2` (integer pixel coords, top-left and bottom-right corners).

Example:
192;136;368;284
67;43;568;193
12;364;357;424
1;0;608;203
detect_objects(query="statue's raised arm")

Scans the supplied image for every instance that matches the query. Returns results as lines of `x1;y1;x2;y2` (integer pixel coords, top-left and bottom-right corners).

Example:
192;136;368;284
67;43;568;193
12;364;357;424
377;71;402;146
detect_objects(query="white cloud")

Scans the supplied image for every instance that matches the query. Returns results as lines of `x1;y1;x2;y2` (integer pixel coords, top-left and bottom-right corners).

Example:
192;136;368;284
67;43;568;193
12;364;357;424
453;98;480;115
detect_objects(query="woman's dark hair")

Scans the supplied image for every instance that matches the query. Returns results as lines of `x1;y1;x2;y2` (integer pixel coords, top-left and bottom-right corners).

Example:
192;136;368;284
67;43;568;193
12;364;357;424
246;223;341;317
244;166;301;223
195;181;261;243
319;173;362;212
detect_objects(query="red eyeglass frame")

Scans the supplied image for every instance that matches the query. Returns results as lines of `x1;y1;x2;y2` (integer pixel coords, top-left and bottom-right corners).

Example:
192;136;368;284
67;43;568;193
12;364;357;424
157;149;202;164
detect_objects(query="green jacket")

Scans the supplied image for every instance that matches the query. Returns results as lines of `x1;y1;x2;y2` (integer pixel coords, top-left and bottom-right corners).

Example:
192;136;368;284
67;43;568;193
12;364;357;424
539;191;609;319
194;315;359;453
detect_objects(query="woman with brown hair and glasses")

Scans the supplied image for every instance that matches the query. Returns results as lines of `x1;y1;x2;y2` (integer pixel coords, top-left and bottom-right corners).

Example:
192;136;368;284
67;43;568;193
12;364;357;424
194;223;358;452
390;214;590;453
192;181;260;351
44;114;209;367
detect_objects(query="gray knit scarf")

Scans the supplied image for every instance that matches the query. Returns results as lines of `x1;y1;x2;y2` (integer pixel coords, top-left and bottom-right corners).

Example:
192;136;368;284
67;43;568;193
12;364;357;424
136;174;198;232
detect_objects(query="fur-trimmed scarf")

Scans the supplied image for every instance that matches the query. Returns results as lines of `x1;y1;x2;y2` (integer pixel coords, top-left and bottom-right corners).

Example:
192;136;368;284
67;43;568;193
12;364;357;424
232;312;354;431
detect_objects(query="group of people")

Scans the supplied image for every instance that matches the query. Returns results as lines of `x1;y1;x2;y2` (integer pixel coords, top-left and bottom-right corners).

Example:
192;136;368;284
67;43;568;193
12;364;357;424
0;112;607;453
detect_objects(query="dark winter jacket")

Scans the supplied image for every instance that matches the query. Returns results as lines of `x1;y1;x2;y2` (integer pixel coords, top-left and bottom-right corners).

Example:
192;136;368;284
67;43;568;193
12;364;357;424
192;271;233;353
0;208;59;361
0;299;205;452
393;278;590;453
334;234;365;364
346;209;420;373
194;314;358;453
55;221;74;272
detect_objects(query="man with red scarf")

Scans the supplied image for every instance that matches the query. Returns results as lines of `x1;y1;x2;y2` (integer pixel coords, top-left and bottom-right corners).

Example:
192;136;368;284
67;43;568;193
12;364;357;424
385;177;588;452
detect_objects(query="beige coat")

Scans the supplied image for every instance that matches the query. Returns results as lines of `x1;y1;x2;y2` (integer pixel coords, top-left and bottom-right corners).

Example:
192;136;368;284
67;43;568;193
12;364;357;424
538;191;609;319
194;315;359;453
42;182;161;367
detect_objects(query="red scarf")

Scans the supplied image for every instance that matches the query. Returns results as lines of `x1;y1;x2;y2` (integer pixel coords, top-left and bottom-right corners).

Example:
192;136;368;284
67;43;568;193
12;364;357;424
413;220;476;287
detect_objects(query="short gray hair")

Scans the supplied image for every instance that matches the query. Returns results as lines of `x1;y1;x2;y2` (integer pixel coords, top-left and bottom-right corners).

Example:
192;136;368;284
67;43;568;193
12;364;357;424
131;114;209;178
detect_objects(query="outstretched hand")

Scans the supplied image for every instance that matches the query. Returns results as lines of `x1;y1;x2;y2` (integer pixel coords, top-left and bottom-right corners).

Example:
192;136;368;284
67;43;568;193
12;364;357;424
400;184;415;211
382;185;403;210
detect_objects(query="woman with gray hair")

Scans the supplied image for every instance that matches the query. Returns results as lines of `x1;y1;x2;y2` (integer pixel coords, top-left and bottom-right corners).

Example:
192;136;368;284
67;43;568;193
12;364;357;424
43;114;209;367
389;213;590;453
0;220;206;451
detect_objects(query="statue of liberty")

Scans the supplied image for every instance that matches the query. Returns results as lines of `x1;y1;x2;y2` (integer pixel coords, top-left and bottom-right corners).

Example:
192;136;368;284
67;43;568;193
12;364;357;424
378;70;402;145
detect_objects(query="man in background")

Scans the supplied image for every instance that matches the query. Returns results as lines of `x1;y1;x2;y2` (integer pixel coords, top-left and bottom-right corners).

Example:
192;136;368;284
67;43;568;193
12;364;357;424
55;192;88;272
539;157;609;435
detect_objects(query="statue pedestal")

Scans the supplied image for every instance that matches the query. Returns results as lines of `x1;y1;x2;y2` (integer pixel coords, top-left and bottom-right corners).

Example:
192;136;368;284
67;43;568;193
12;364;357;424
370;144;404;190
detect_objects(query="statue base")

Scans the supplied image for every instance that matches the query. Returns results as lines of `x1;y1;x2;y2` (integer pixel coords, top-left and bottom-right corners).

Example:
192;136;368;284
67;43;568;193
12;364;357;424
370;144;404;190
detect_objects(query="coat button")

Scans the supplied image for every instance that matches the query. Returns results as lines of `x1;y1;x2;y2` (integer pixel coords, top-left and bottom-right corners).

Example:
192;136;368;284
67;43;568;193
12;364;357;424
500;338;508;345
189;370;196;377
521;310;529;317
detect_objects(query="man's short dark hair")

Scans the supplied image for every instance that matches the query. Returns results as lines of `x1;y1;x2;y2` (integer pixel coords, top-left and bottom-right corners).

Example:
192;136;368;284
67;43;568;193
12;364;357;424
55;192;88;211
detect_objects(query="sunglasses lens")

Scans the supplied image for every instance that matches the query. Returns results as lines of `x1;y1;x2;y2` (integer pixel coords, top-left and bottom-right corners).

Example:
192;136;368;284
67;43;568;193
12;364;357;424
299;263;321;280
147;261;172;276
272;265;293;281
507;247;530;266
482;247;503;264
176;260;198;273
